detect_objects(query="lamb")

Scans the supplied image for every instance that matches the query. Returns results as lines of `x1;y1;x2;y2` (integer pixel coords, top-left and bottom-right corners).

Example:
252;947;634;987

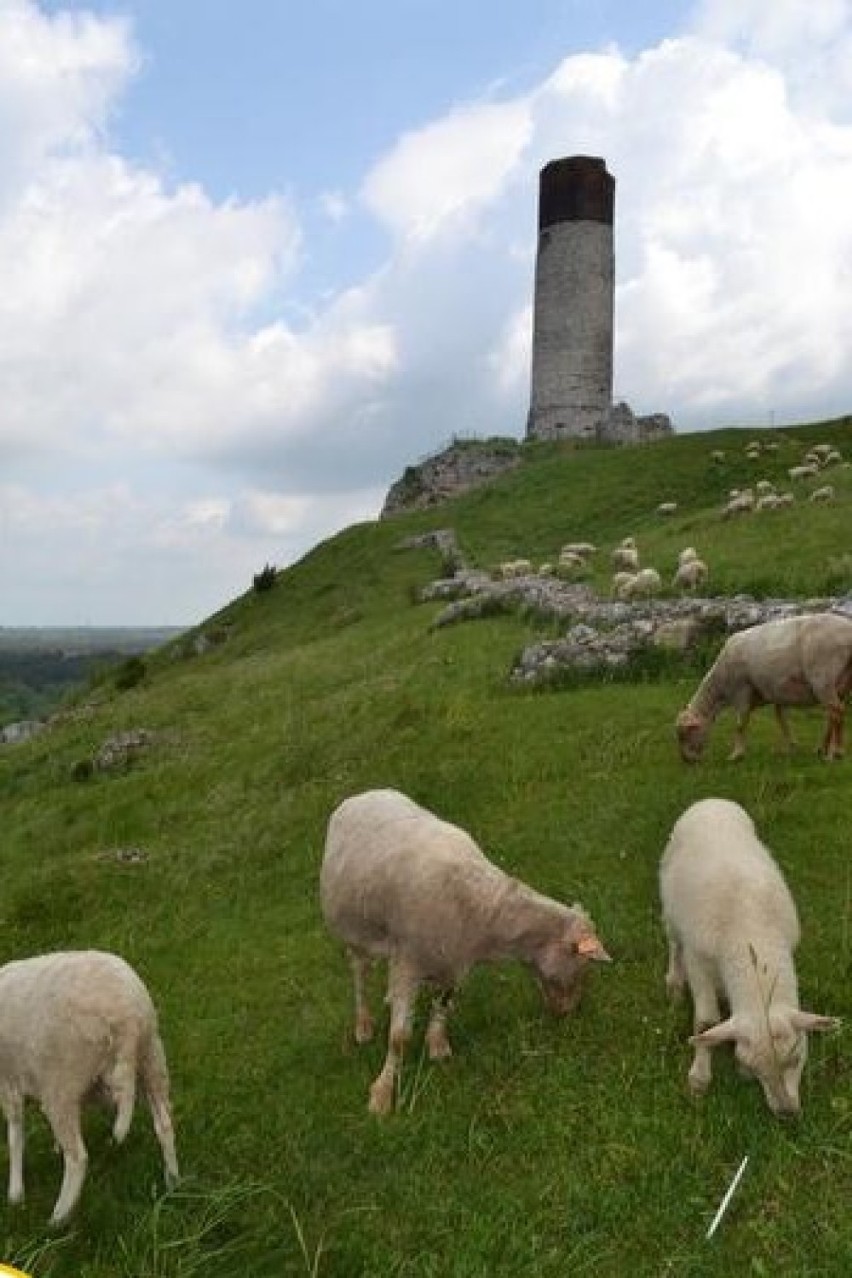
673;557;708;592
788;464;819;480
656;501;678;516
0;950;179;1224
809;484;835;503
660;798;837;1116
320;788;610;1114
620;566;662;600
561;542;596;560
675;612;852;762
677;546;698;566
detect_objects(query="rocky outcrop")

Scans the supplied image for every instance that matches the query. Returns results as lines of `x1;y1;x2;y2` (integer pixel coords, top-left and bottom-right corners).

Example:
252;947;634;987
416;558;839;686
381;438;522;518
598;402;675;446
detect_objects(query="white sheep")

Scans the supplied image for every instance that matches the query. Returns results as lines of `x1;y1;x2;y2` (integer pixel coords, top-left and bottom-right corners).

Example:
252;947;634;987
620;567;662;600
755;479;776;496
675;612;852;762
722;491;755;518
710;450;725;463
320;789;611;1114
660;798;837;1116
611;545;640;572
677;546;698;566
809;484;835;503
755;493;782;512
0;950;179;1224
498;559;533;579
561;542;596;560
788;464;819;480
672;557;708;592
656;501;678;516
611;571;637;598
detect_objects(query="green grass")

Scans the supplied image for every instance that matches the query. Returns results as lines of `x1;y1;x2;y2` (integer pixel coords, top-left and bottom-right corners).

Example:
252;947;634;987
1;417;851;1275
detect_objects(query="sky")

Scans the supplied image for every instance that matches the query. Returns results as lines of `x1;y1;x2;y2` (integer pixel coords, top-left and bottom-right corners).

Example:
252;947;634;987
2;0;852;626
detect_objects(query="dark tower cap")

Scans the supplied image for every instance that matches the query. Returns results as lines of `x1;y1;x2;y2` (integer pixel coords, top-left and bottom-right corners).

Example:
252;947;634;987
538;156;614;229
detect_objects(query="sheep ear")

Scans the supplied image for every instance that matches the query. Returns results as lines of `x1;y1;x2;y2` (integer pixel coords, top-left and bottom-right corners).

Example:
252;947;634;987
790;1011;840;1033
689;1017;739;1048
575;934;612;963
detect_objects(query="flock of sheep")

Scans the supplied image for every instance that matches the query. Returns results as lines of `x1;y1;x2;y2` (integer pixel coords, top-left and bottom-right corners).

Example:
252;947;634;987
2;439;849;1228
319;612;851;1121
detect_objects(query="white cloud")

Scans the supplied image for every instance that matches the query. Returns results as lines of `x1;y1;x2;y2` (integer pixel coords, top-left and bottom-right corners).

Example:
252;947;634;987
3;0;852;623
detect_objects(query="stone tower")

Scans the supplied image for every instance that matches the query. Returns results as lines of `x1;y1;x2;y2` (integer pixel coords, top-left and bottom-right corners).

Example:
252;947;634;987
526;156;615;441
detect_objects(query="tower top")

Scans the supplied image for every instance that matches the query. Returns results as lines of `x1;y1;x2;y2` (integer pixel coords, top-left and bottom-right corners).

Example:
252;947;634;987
538;156;614;230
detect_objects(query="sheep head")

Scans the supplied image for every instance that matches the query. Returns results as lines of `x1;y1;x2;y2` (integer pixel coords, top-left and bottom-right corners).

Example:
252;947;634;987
533;913;611;1016
676;708;708;763
690;1010;838;1118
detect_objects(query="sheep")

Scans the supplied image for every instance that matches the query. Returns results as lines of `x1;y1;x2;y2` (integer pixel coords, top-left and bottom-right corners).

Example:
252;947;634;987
775;491;795;509
620;567;662;600
0;950;179;1224
611;544;640;572
675;612;852;762
755;479;776;496
611;571;637;599
809;484;835;503
660;798;837;1116
755;493;782;512
673;557;708;592
561;542;596;560
498;559;533;579
320;788;611;1114
788;464;819;480
722;490;755;519
824;448;843;466
656;501;678;516
677;546;698;566
710;450;725;463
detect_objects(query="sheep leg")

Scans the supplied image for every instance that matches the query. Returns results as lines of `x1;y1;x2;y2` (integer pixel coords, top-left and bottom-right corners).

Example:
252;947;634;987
728;707;751;761
141;1033;180;1188
683;956;720;1097
773;705;796;753
348;949;375;1044
369;960;419;1116
425;989;455;1060
106;1053;137;1145
5;1094;25;1206
44;1100;88;1225
664;932;686;1001
820;703;845;760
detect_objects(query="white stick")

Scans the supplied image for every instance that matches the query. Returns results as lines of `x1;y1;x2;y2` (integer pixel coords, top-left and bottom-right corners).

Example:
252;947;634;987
706;1154;750;1240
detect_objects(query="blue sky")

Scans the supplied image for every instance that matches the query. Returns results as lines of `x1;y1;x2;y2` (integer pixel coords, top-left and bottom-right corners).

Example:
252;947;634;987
2;0;852;625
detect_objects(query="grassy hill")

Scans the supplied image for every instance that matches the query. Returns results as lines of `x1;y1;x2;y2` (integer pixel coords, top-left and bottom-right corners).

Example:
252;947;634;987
0;417;850;1276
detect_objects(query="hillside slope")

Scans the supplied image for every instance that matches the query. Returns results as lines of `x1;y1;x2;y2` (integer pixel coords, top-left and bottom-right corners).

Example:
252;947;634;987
0;418;849;1277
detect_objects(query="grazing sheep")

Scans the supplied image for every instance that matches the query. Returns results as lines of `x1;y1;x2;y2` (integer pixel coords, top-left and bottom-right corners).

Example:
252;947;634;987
498;559;534;579
611;571;637;599
755;493;782;512
0;950;179;1224
620;567;662;601
320;789;611;1114
775;491;795;509
788;464;819;480
561;542;596;560
824;448;843;466
755;479;776;496
611;545;640;572
673;557;708;592
656;501;678;516
722;490;755;518
809;485;835;503
661;798;837;1116
710;450;725;463
675;612;852;762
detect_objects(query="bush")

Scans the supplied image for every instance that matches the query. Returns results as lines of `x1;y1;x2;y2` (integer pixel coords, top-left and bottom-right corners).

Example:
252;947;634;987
113;656;146;691
252;564;278;593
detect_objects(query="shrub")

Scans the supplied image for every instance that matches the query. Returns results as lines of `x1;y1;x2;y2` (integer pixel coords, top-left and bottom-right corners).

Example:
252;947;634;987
252;564;278;593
